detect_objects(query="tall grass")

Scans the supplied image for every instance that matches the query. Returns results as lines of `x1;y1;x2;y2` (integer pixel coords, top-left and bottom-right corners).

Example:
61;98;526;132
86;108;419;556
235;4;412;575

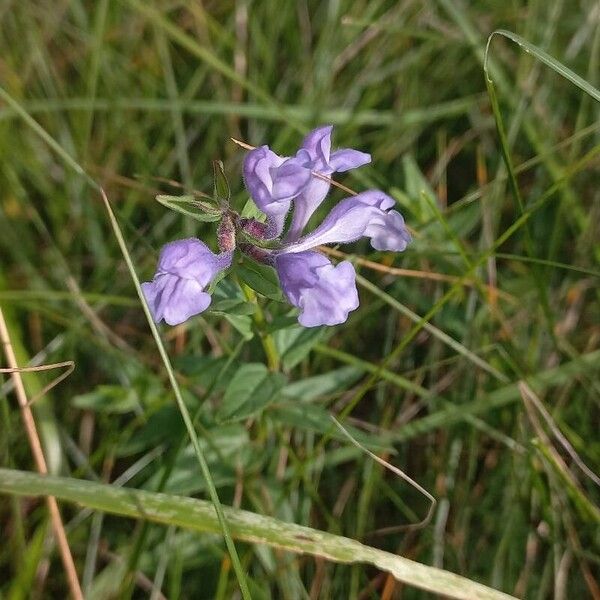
1;1;599;598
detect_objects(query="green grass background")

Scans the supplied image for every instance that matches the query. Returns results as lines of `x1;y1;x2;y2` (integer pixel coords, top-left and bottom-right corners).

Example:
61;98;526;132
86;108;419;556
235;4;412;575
0;0;599;598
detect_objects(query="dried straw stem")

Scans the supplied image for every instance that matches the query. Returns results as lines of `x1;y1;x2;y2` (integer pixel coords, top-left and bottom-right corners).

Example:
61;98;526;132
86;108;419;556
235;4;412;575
0;307;83;600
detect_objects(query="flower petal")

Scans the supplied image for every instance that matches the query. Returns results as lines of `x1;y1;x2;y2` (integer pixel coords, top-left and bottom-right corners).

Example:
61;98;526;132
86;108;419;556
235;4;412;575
329;148;371;172
142;238;232;325
285;126;371;241
142;276;211;326
274;251;359;327
301;125;332;168
243;146;282;201
271;152;313;201
282;190;411;253
285;176;331;243
365;209;412;251
141;280;161;321
157;238;232;285
243;145;311;238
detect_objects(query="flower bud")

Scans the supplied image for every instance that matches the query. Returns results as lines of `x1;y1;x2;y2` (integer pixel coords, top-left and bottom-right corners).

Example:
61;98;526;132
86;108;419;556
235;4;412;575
217;214;236;252
239;217;270;240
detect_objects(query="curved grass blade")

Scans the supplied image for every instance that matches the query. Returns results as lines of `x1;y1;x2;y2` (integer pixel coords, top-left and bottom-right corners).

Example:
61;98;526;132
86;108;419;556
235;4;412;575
482;29;600;343
486;30;600;103
0;469;517;600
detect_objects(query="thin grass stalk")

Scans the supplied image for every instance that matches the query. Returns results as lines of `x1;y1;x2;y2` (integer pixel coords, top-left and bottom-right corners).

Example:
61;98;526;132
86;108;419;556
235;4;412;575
0;307;83;600
483;38;558;342
101;184;252;600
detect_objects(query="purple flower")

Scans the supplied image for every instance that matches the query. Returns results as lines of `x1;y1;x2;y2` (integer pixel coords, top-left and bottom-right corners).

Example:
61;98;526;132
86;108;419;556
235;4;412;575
274;252;359;327
271;190;411;327
148;126;410;330
142;238;232;326
285;125;371;242
282;190;411;253
242;146;312;238
243;126;370;241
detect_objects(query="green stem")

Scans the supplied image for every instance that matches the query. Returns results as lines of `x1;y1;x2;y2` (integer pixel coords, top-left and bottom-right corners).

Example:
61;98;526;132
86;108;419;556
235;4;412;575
240;284;280;372
101;193;252;600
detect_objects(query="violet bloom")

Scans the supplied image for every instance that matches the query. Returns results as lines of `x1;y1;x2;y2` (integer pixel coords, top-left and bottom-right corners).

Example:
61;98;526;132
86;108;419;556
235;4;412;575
272;190;411;327
145;126;410;329
142;238;232;326
243;126;370;240
242;126;411;327
274;251;359;327
280;190;411;254
242;146;312;238
285;125;371;242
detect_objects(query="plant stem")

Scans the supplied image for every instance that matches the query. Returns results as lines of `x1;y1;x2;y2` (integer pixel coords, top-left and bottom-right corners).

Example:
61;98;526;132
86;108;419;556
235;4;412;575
0;308;83;600
240;284;280;372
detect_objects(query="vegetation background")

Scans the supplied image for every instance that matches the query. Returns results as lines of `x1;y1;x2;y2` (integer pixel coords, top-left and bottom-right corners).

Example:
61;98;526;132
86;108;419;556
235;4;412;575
0;0;598;598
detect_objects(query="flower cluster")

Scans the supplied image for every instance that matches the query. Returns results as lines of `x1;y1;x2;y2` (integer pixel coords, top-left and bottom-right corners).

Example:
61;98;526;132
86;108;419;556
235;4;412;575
142;126;411;328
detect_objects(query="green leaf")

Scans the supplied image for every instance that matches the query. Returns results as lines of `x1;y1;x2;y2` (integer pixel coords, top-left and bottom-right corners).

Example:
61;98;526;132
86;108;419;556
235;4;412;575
0;469;516;600
234;257;282;301
274;326;327;370
210;280;257;316
176;355;240;391
401;154;438;222
218;363;286;422
210;279;256;337
72;385;140;414
212;160;231;201
282;366;364;402
239;197;265;220
209;298;257;316
156;194;221;222
117;406;183;457
264;315;300;332
223;313;254;340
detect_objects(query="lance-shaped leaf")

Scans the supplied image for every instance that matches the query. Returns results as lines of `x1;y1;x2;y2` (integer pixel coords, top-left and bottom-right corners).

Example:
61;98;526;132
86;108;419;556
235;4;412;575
212;159;231;202
156;195;221;222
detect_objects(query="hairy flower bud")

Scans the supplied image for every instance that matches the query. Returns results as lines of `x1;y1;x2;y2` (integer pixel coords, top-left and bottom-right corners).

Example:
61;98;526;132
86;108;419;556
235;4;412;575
217;214;236;252
239;217;270;240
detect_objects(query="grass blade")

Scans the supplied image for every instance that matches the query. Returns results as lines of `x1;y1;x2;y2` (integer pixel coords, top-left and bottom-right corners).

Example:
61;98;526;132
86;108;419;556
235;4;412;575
0;468;517;600
486;30;600;103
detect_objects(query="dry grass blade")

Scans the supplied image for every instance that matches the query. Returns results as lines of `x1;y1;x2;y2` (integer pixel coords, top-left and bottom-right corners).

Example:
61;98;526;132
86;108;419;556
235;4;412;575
330;415;436;531
230;137;257;151
519;382;600;487
0;307;83;600
0;360;74;407
320;246;515;302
